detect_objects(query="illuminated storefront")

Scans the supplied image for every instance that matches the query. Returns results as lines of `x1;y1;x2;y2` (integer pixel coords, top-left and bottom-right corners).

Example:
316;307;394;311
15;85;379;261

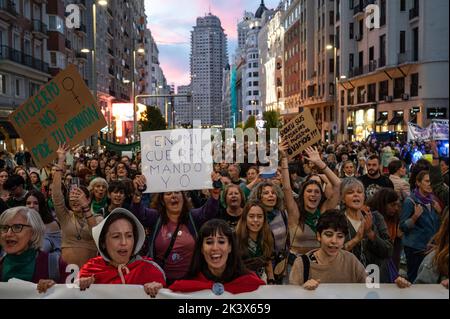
347;107;375;141
112;103;146;143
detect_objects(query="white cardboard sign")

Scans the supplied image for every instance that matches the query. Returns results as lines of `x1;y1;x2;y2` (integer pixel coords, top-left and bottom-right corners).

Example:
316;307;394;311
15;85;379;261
140;129;213;193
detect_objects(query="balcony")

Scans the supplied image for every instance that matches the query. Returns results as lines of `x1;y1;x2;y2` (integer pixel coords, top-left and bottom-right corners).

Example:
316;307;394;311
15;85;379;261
0;0;18;20
76;52;88;60
109;88;116;96
32;20;48;38
107;28;113;37
409;7;419;20
378;57;386;68
368;60;377;72
108;48;114;56
0;45;49;73
65;39;72;50
108;67;115;76
107;7;113;17
353;0;376;17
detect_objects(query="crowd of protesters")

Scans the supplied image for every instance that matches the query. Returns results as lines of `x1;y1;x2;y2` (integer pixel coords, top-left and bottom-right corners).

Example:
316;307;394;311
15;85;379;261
0;137;448;296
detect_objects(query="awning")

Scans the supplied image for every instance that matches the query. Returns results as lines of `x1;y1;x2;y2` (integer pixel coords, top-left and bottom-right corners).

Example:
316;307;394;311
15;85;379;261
0;120;20;139
375;114;388;125
388;114;404;125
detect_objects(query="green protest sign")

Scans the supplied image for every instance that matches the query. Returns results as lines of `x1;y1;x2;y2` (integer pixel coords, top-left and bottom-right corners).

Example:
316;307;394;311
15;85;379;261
8;64;107;168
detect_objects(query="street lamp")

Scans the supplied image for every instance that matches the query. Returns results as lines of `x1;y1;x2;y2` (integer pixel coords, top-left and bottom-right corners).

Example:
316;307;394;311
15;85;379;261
89;0;107;146
327;42;339;142
132;48;145;141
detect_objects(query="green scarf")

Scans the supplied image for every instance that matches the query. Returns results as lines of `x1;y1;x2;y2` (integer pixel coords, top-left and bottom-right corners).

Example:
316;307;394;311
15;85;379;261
92;197;108;215
248;236;263;258
2;249;37;282
305;209;321;234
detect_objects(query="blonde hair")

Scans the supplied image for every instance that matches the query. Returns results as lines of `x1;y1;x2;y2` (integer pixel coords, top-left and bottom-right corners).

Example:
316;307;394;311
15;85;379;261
0;206;45;250
88;177;108;192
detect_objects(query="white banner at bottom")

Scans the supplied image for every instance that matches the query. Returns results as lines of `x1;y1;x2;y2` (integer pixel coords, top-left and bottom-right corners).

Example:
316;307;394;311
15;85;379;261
0;280;448;299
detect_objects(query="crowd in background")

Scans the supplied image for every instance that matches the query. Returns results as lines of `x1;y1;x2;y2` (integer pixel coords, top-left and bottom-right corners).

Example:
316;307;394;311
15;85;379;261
0;137;448;295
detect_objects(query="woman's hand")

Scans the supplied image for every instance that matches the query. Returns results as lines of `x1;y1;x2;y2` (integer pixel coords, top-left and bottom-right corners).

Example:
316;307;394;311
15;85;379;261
77;276;95;291
144;282;163;298
56;144;70;165
37;279;56;294
303;279;320;291
279;140;290;159
441;279;449;289
395;276;412;289
304;147;326;169
70;187;90;210
133;175;147;192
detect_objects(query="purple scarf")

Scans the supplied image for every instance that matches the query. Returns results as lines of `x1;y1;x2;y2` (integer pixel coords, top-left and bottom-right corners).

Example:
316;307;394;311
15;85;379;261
413;188;434;205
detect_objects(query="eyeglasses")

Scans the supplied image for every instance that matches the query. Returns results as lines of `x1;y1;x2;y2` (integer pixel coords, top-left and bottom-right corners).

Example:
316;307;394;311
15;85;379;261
0;224;32;234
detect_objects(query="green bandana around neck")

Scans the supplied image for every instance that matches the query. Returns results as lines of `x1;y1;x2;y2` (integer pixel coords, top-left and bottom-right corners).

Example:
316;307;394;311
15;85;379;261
305;209;321;234
2;248;37;282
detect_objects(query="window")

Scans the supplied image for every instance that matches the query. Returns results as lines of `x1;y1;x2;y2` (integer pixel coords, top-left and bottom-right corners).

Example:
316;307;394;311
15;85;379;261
400;0;406;11
400;31;406;54
368;83;376;102
413;27;419;61
410;73;419;97
15;79;22;97
349;23;354;39
379;80;388;100
0;74;7;95
394;77;405;99
24;0;31;19
48;15;65;34
380;0;386;26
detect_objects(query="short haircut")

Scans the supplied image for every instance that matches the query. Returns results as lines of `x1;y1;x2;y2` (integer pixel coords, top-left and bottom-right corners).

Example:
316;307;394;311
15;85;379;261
316;209;349;235
388;160;404;175
0;206;45;250
367;154;380;163
416;170;429;183
340;177;365;200
3;174;25;190
440;157;449;166
108;180;127;194
88;177;108;192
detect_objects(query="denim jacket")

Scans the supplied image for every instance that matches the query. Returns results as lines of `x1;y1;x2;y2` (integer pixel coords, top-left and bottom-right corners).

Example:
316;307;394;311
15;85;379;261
400;193;441;252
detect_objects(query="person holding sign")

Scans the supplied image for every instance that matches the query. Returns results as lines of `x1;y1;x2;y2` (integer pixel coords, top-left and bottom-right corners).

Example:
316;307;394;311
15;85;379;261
52;145;103;268
130;174;221;285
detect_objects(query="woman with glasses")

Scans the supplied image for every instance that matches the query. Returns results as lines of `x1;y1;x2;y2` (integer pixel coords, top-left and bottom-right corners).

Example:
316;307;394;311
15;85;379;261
130;175;221;285
0;206;67;293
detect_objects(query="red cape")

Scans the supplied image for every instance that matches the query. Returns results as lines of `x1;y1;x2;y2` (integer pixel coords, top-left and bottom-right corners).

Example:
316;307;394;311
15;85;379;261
79;256;166;286
169;272;265;294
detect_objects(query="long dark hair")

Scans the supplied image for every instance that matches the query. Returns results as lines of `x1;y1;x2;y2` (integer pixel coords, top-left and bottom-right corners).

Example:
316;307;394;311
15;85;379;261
187;219;249;282
151;192;192;225
366;188;400;222
296;180;325;230
25;190;54;224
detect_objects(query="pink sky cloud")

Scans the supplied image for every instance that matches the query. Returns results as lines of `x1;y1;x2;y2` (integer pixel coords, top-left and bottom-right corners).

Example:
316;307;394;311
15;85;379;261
145;0;280;87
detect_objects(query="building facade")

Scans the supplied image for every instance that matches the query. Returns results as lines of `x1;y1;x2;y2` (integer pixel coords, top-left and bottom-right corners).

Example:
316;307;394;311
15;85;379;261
337;0;449;141
190;13;228;127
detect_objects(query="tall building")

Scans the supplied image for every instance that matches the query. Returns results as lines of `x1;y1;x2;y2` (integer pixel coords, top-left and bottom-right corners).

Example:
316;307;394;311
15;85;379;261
234;1;272;124
191;13;228;127
259;5;284;114
1;0;50;149
221;64;231;128
175;84;192;127
281;0;336;141
337;0;449;141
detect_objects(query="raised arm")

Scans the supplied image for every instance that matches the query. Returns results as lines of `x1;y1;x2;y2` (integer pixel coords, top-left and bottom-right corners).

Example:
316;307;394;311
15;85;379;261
279;140;299;227
52;144;70;222
303;146;341;212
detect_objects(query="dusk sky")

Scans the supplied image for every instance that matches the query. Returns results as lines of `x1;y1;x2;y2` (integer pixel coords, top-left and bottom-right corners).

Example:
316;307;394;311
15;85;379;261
144;0;280;89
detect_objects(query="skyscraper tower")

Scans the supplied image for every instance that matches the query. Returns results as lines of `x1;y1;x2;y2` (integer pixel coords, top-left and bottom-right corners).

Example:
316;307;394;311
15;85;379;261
190;13;228;126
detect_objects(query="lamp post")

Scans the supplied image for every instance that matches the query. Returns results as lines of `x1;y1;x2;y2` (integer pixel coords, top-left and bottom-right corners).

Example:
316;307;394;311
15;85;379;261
327;43;339;142
132;47;145;142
